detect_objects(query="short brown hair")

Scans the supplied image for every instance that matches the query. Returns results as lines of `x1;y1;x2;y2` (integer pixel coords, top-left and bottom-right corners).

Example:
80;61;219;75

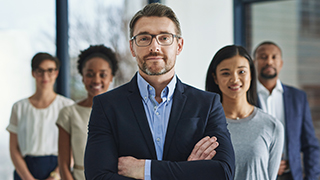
31;52;60;71
129;3;181;38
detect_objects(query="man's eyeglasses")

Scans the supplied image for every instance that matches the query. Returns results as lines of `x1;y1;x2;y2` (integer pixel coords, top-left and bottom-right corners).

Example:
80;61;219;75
34;68;57;76
131;33;180;47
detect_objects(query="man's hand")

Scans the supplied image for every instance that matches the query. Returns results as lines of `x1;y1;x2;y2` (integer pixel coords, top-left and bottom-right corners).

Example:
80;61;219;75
118;156;145;179
188;136;219;161
277;160;289;175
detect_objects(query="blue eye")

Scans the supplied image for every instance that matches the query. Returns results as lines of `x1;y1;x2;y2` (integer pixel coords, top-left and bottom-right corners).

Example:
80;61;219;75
138;35;151;42
158;34;171;42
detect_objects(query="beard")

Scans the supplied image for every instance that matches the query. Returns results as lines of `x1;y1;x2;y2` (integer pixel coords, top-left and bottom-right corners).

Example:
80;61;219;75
260;66;277;79
138;52;174;76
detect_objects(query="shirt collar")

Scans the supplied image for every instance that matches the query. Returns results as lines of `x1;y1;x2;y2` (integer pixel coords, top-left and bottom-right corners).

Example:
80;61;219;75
257;79;283;95
137;72;176;103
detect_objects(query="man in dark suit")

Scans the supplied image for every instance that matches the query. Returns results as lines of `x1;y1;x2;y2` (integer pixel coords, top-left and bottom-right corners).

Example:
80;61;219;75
84;3;235;180
254;41;320;180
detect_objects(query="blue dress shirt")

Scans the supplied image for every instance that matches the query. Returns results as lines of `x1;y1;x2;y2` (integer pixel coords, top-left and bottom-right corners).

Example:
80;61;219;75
137;72;176;180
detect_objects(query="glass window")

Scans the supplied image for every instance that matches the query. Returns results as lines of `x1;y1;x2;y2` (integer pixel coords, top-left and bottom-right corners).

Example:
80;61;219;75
0;0;55;179
246;0;320;140
0;0;146;178
68;0;146;101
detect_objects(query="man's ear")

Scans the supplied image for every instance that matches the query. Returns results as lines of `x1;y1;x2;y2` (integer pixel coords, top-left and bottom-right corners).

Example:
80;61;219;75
129;40;136;57
176;38;184;55
279;58;283;71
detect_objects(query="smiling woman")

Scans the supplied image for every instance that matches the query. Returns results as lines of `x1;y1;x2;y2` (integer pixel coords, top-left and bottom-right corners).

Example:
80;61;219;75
214;55;251;103
56;45;118;180
205;45;284;180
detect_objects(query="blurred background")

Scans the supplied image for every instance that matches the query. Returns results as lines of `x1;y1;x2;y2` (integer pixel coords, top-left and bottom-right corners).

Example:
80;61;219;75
1;0;319;179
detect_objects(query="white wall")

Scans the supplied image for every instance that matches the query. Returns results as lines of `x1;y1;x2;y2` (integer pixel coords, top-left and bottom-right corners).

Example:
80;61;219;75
165;0;234;90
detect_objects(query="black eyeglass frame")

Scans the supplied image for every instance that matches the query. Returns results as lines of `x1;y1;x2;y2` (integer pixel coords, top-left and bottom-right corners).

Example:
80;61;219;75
33;68;58;76
131;33;181;47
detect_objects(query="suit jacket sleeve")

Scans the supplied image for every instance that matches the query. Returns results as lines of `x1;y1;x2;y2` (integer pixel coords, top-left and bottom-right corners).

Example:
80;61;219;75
84;96;134;180
300;92;320;180
150;94;235;180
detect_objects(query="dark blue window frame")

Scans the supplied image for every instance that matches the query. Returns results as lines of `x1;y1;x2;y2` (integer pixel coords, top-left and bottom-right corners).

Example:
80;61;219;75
233;0;283;47
149;0;161;3
55;0;161;97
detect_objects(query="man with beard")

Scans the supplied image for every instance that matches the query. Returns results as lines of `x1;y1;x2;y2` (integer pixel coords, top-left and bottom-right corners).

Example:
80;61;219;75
84;3;235;180
254;41;320;180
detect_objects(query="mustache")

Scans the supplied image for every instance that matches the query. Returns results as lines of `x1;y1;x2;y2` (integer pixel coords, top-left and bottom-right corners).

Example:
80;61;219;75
261;65;276;72
143;52;165;59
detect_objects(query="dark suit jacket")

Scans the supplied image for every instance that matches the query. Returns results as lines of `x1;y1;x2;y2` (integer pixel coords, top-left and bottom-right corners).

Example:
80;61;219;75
258;83;320;180
84;74;235;180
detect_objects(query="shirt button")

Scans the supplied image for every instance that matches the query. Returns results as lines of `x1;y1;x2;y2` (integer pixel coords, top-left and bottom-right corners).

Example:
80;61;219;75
149;87;153;90
156;138;160;142
154;106;157;110
156;112;159;115
144;96;147;100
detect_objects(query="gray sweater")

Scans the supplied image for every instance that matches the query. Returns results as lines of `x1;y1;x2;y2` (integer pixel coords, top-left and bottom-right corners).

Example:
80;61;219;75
227;107;284;180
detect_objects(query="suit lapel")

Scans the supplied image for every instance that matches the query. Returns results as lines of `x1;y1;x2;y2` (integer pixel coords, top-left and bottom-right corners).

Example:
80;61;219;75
163;79;187;159
282;84;293;155
127;74;157;159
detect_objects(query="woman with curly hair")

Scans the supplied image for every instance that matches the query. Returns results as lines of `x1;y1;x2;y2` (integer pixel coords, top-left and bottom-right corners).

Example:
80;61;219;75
56;45;118;180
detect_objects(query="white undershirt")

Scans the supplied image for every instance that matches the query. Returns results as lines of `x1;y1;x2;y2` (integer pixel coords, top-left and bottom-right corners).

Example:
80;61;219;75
257;79;287;160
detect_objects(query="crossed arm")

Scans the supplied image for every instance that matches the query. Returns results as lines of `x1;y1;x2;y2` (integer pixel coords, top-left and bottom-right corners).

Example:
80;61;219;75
85;94;235;180
118;136;219;179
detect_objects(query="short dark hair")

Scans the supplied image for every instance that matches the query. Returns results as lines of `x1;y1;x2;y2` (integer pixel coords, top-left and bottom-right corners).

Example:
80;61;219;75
205;45;257;106
31;52;60;71
129;3;181;38
77;45;118;76
253;41;282;58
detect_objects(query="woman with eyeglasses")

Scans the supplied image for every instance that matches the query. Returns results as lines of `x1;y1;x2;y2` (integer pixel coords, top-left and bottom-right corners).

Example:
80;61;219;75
56;45;118;180
205;45;284;180
7;52;74;180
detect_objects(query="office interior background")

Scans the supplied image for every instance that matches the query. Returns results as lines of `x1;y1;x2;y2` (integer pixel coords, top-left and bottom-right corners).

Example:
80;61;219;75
1;0;319;179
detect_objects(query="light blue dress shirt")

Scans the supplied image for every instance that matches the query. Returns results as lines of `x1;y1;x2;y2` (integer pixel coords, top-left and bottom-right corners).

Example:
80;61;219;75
137;72;176;180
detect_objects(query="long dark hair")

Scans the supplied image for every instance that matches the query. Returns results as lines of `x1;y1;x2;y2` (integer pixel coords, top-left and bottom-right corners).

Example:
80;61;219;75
205;45;257;106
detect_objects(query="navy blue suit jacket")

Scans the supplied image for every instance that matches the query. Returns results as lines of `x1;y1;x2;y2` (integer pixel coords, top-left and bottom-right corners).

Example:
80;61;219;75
84;74;235;180
258;83;320;180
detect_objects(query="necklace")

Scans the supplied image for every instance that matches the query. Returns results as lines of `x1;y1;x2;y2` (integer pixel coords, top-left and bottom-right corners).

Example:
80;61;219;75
226;106;254;120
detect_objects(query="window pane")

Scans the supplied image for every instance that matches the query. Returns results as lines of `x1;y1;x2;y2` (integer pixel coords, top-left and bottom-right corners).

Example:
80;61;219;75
68;0;145;101
0;0;55;179
247;0;320;141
